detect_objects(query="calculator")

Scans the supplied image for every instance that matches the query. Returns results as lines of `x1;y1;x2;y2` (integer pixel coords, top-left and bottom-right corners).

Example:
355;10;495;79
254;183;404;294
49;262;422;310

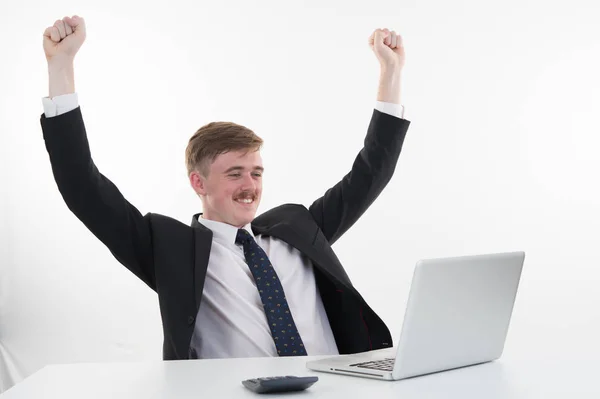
241;375;319;394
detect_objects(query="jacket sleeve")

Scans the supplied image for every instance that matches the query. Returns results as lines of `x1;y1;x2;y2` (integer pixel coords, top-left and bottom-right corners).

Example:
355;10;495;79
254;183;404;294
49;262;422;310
308;109;410;245
40;107;156;290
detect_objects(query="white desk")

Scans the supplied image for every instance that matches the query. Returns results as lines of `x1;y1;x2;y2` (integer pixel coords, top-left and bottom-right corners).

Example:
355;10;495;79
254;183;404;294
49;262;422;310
1;350;598;398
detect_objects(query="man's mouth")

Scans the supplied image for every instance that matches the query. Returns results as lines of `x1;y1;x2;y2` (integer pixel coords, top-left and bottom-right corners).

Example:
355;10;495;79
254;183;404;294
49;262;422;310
236;198;254;204
234;193;256;205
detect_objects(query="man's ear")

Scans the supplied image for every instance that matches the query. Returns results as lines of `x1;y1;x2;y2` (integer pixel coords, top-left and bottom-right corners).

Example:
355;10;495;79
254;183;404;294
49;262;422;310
189;171;207;196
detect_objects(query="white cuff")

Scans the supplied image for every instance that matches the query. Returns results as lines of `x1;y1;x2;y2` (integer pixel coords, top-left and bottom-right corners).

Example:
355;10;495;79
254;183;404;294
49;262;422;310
42;93;79;118
375;101;404;119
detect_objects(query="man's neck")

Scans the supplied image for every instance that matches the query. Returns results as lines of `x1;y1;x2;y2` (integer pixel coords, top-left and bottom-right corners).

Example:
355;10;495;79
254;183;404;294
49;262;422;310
200;214;245;229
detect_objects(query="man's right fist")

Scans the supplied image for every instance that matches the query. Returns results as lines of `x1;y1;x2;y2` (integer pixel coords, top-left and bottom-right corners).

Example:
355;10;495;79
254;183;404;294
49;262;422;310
43;16;86;63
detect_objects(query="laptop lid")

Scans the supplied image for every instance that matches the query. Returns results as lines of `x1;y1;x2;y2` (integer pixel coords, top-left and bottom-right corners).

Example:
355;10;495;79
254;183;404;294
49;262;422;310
391;251;525;380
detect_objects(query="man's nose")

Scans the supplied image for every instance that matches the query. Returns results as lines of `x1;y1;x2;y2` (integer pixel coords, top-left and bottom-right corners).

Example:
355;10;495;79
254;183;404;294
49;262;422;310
241;173;256;190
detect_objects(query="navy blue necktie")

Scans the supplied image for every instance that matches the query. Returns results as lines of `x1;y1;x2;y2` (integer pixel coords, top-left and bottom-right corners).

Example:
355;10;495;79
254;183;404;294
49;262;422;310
236;229;307;356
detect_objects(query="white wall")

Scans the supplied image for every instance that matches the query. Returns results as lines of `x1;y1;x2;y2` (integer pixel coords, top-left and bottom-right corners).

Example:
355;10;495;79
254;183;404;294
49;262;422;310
1;0;599;392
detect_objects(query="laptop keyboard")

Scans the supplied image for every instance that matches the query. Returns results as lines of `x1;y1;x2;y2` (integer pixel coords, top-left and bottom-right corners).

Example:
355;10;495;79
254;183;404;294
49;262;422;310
349;358;395;372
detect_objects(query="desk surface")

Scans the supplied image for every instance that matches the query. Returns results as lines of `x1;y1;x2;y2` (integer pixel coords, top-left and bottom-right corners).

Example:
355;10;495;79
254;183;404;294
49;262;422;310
1;350;598;399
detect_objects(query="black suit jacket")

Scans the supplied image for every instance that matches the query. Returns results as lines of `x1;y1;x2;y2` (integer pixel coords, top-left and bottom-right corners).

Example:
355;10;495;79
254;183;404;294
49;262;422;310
40;107;410;360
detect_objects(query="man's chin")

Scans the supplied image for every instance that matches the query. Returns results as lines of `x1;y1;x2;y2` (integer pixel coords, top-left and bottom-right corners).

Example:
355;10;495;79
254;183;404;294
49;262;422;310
227;201;257;225
231;210;257;227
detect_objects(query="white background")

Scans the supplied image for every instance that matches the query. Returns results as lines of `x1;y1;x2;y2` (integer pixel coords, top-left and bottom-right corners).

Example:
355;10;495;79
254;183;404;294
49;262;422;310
1;0;599;393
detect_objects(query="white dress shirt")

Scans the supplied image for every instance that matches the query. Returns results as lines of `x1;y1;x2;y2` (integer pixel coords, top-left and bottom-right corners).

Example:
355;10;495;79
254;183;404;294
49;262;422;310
190;218;340;358
42;93;405;358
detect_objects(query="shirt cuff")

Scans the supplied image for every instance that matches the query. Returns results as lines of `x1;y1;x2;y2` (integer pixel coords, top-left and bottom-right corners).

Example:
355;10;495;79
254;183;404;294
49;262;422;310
42;93;79;118
375;101;404;119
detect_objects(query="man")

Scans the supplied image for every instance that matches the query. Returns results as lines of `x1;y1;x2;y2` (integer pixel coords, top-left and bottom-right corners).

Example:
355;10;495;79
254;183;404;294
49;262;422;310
40;15;411;360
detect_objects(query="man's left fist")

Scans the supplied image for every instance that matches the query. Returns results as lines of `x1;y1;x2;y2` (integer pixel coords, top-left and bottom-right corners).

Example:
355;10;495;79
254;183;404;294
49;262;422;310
369;28;405;70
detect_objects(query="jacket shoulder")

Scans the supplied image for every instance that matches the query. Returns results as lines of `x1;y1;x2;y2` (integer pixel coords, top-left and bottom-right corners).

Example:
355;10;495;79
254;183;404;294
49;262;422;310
148;212;189;226
254;203;311;224
146;212;194;237
253;203;320;237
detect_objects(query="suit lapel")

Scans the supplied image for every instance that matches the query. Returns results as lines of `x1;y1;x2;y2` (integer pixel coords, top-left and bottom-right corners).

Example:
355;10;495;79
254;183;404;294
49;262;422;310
251;221;355;292
191;214;213;309
190;210;355;310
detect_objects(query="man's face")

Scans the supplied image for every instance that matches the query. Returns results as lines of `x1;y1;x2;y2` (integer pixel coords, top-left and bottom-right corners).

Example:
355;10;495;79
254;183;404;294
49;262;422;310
191;150;263;228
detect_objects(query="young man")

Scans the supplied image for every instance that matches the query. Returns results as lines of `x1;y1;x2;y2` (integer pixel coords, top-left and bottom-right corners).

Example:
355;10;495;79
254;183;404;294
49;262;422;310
41;15;411;360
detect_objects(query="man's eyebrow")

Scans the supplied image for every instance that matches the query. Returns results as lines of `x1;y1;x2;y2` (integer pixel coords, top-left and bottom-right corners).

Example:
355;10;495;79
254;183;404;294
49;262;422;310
224;166;264;173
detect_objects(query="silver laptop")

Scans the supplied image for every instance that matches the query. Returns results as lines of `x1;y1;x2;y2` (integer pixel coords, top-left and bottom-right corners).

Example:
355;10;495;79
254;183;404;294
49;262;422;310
306;251;525;381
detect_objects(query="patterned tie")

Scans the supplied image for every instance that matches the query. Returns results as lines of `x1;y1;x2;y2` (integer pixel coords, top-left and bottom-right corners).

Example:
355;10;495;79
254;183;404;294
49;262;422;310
236;229;307;356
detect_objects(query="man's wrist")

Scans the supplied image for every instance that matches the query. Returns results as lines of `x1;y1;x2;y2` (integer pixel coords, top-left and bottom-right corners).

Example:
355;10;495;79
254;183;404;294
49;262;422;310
377;67;402;104
380;64;402;76
48;60;75;98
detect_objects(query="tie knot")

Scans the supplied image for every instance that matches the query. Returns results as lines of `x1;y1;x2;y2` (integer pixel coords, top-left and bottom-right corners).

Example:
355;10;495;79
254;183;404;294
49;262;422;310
235;228;253;246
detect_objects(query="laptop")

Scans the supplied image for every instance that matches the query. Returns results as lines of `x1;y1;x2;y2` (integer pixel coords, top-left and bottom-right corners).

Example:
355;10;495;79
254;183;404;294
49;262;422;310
306;251;525;381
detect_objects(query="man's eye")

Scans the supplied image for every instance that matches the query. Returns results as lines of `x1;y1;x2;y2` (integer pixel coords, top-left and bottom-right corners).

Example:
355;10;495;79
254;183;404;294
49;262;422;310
229;173;241;177
252;173;262;177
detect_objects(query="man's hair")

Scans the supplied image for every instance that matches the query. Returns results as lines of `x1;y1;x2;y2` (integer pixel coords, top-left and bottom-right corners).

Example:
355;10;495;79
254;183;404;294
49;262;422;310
185;121;263;177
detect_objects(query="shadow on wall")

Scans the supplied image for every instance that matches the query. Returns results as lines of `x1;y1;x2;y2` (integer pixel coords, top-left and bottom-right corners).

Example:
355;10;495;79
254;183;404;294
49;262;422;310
1;271;24;392
0;342;21;392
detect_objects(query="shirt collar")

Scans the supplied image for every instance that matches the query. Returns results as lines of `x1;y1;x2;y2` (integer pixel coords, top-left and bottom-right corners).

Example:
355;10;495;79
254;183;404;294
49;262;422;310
196;215;255;245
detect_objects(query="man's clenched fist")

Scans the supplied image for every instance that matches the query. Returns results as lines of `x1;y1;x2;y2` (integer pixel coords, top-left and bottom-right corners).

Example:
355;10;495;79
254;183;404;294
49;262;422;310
43;16;86;64
369;28;405;70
